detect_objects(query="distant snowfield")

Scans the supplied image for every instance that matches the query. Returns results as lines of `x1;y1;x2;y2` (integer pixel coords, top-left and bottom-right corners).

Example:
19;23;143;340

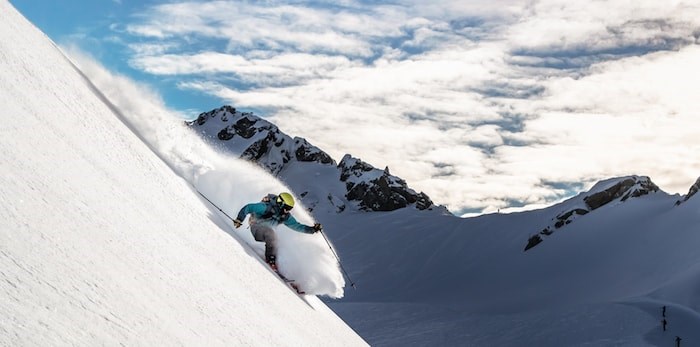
322;189;700;345
0;2;365;346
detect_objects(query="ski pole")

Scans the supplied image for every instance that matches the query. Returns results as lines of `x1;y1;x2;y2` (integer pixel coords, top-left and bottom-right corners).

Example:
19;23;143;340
198;190;356;288
196;190;236;222
319;229;356;289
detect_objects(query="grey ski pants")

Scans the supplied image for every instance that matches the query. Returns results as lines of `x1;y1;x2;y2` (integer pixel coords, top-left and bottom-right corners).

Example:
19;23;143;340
250;223;277;263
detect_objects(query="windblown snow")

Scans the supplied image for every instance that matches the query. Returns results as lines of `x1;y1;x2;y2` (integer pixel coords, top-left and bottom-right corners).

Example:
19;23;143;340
0;2;365;346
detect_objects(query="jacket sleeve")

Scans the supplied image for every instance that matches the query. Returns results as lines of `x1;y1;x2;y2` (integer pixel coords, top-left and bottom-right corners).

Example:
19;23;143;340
283;215;315;234
236;202;268;221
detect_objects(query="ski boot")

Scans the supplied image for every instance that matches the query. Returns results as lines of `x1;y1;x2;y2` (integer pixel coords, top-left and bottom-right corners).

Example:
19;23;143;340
266;255;278;272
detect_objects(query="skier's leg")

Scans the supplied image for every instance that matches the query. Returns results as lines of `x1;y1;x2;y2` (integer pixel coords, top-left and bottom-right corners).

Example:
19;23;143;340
263;228;278;265
251;224;266;242
251;224;278;265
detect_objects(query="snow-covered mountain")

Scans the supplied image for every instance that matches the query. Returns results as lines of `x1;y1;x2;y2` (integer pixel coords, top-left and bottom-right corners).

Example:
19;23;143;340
5;0;700;345
184;100;700;346
0;2;366;346
187;106;438;214
676;176;700;205
319;174;700;346
525;175;661;251
187;108;700;345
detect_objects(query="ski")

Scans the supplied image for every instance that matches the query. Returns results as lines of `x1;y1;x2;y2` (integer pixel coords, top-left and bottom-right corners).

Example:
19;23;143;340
269;265;306;295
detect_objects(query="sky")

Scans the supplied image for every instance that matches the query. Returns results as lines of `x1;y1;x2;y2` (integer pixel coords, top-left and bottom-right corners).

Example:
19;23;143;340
11;0;700;216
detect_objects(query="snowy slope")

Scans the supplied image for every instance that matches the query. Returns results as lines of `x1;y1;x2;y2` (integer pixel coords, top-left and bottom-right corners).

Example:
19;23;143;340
7;0;700;345
0;2;366;346
164;102;700;346
322;177;700;346
181;104;700;344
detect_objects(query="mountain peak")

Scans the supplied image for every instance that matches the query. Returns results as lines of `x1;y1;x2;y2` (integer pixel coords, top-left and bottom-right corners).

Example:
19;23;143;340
583;175;659;210
676;176;700;205
525;175;660;251
188;106;435;213
188;105;335;174
339;154;434;211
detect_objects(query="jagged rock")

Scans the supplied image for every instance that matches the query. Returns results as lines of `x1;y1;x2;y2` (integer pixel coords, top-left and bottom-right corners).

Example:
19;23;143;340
584;176;659;210
339;155;375;181
339;155;434;211
232;116;261;139
294;138;334;164
676;177;700;205
526;175;659;251
187;106;336;175
554;209;588;229
241;131;278;163
524;235;543;251
187;105;434;214
217;116;262;140
189;105;237;126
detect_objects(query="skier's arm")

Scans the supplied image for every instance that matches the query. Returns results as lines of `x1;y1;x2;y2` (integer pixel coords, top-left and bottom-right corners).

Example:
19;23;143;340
283;215;316;234
236;202;268;221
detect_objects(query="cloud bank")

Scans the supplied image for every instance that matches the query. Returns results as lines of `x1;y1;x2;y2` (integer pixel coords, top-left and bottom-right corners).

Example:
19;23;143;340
103;0;700;215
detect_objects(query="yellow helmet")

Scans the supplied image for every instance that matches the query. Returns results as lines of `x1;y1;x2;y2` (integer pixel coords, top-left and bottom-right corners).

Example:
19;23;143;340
277;192;295;210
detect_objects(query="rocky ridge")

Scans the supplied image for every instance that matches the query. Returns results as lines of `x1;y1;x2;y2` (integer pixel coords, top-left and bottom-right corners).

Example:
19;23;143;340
187;105;435;213
339;155;433;211
676;176;700;205
525;176;660;251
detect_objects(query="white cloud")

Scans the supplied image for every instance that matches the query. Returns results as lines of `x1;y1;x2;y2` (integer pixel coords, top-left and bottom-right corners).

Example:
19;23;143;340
112;0;700;215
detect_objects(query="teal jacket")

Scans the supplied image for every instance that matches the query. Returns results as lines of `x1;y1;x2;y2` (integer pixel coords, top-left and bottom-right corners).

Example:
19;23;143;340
236;201;315;234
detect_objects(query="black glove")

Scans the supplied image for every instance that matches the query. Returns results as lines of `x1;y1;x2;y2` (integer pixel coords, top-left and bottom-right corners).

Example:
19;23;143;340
313;223;322;233
233;219;243;228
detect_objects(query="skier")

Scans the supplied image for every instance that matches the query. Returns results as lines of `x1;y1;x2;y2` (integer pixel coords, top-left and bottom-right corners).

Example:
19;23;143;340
233;192;322;270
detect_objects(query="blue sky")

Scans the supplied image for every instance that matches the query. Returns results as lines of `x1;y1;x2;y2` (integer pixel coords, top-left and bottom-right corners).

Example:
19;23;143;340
11;0;700;216
12;0;224;114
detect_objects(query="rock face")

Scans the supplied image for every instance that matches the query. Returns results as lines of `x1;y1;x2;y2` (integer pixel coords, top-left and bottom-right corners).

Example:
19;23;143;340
339;155;434;211
583;177;659;210
187;105;435;213
524;176;660;251
188;106;335;175
676;177;700;205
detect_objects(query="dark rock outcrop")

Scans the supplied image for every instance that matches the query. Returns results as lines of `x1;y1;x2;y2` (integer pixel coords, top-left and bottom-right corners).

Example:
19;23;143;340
676;177;700;205
525;176;659;252
339;155;434;211
187;106;336;175
584;177;659;209
187;105;434;213
524;235;543;251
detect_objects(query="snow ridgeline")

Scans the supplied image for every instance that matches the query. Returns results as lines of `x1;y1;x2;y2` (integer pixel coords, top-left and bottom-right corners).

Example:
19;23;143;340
0;2;365;346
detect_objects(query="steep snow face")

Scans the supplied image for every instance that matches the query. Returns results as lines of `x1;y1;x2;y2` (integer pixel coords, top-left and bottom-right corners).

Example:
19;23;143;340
187;105;437;213
68;58;346;300
0;2;365;346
